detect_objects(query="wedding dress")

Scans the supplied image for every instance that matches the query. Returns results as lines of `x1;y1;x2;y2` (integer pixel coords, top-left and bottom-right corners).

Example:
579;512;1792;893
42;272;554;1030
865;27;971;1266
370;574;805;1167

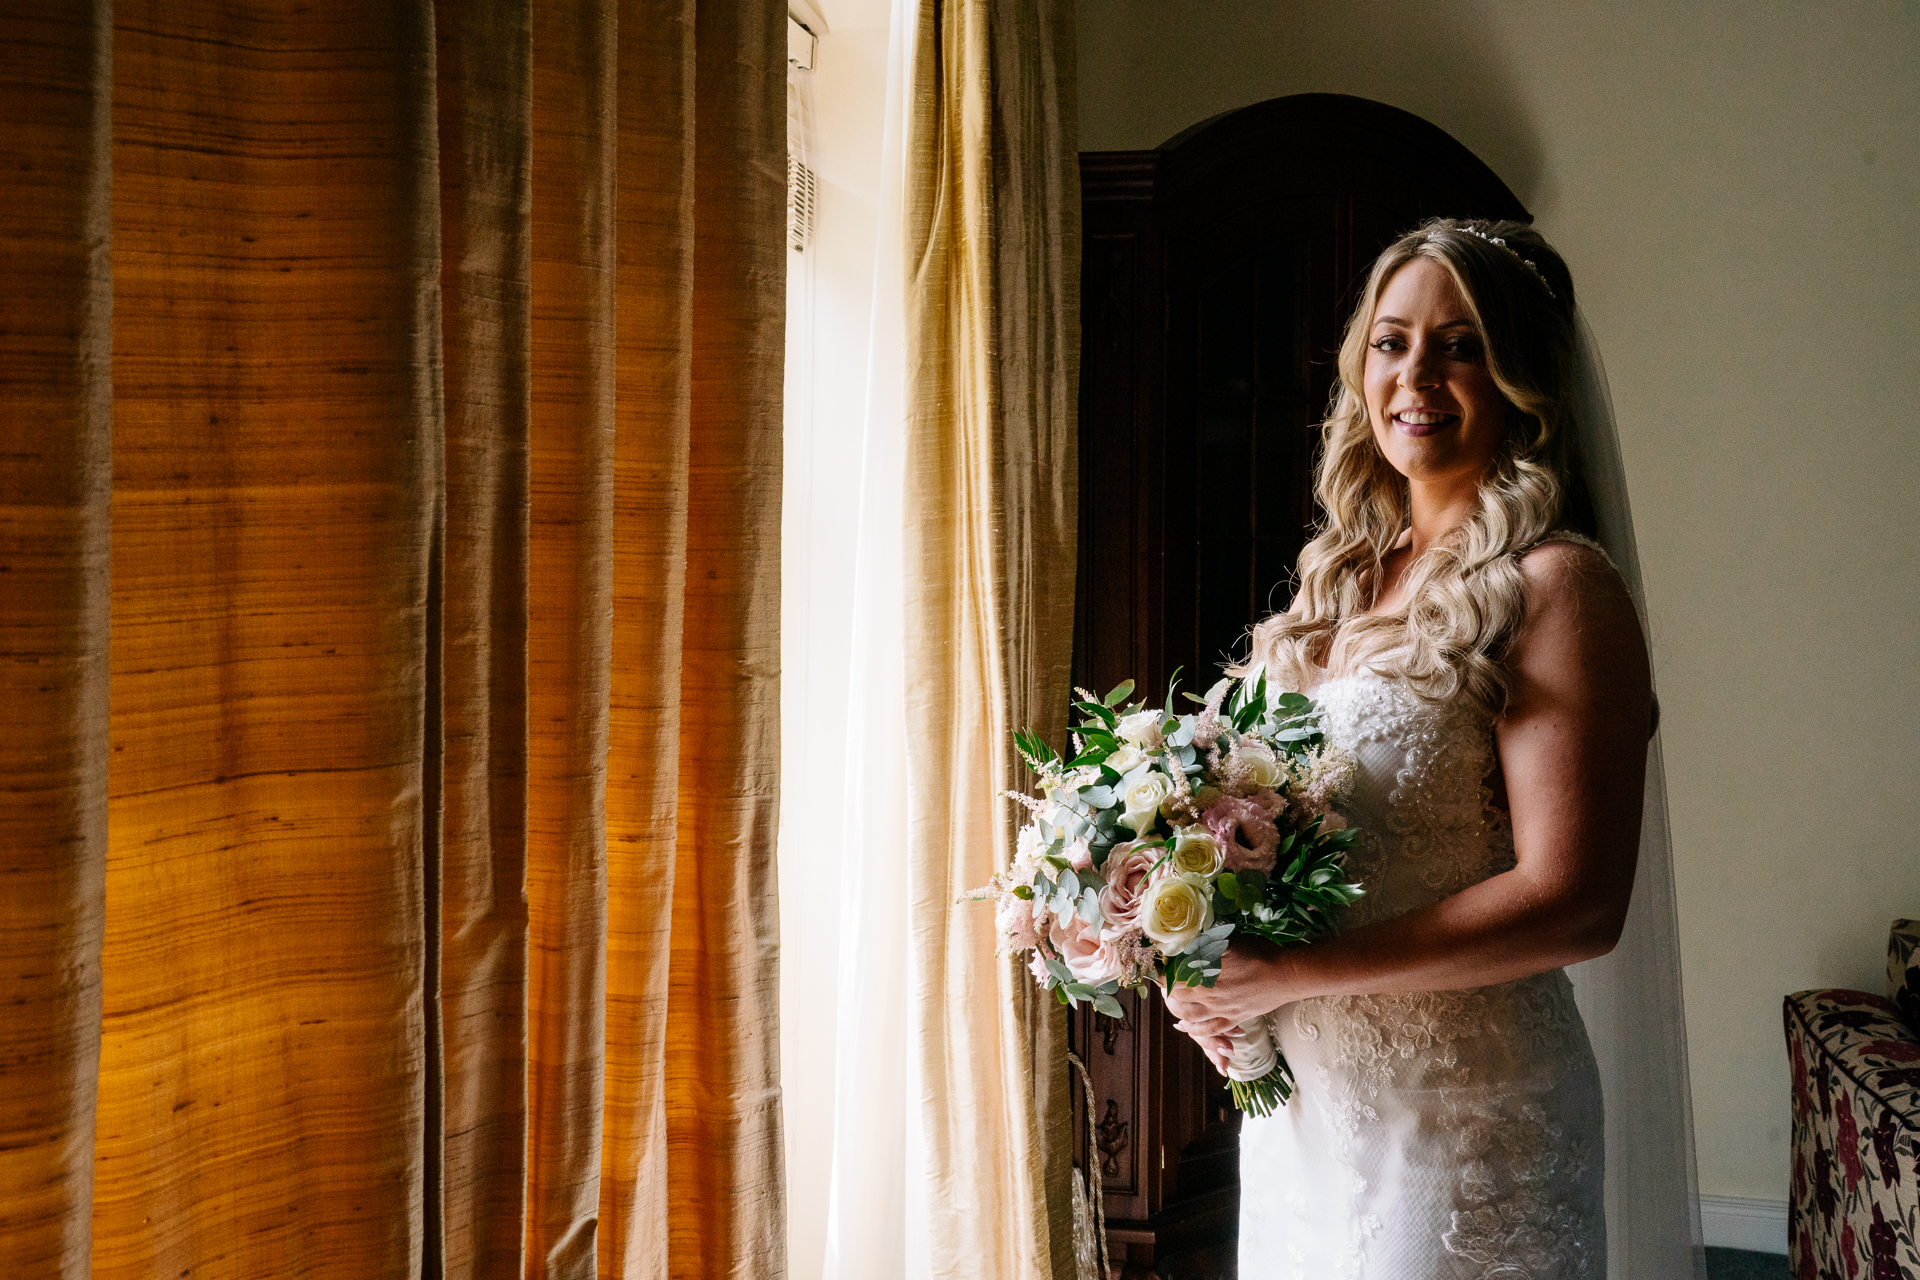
1237;665;1606;1279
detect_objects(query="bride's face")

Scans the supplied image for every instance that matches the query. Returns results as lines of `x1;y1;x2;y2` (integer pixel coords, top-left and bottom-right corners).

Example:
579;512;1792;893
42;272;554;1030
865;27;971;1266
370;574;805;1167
1363;258;1512;488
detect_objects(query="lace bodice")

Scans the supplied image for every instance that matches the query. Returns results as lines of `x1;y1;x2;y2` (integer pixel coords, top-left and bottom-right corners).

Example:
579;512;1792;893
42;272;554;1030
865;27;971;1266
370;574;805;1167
1238;669;1604;1280
1311;671;1514;926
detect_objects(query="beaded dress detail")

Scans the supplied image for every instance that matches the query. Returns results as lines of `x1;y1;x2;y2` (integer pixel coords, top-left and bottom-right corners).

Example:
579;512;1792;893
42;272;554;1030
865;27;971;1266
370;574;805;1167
1237;670;1605;1280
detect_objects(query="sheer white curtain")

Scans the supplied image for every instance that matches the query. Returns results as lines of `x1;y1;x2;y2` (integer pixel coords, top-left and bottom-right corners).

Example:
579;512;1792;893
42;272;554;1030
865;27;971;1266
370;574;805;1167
821;2;922;1274
1562;312;1710;1280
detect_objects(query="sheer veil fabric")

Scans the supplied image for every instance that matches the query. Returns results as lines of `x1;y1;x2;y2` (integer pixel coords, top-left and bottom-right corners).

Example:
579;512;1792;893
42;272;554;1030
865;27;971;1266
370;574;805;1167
1561;312;1710;1280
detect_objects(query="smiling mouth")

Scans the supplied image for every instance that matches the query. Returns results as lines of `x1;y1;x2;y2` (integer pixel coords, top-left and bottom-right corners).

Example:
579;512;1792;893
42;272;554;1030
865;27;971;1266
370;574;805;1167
1393;410;1458;438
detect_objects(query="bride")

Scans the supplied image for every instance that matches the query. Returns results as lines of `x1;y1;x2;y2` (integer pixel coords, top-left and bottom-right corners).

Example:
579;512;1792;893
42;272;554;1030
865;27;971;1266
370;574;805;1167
1163;218;1651;1279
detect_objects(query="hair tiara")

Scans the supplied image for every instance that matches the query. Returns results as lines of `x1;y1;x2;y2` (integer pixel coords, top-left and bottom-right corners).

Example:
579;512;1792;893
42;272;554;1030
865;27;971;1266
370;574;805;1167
1452;224;1557;300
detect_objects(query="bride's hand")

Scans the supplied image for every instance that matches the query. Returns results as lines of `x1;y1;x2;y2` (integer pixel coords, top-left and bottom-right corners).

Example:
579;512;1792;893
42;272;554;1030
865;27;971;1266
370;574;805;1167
1181;1027;1237;1076
1163;936;1294;1053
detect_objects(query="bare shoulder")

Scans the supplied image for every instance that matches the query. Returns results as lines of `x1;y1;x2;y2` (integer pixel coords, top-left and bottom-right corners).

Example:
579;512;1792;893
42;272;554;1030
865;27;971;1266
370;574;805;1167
1516;540;1638;637
1507;539;1649;715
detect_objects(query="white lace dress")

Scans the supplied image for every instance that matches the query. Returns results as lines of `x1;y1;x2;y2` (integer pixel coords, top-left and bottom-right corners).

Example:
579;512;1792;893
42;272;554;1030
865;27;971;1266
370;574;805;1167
1238;671;1605;1280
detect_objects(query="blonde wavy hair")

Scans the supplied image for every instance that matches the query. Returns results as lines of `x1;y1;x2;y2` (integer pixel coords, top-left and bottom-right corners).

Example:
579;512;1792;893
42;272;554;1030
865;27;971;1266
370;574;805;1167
1244;218;1585;719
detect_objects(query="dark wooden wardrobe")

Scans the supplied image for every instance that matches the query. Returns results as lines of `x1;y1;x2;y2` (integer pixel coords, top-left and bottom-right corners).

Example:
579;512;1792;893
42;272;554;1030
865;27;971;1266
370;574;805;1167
1067;93;1530;1270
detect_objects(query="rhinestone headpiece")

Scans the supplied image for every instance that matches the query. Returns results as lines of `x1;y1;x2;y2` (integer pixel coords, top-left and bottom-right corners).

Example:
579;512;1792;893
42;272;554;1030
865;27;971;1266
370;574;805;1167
1455;225;1557;299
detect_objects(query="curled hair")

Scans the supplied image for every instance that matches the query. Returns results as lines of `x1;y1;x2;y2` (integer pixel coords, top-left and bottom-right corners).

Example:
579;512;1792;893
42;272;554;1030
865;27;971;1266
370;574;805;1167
1244;218;1583;718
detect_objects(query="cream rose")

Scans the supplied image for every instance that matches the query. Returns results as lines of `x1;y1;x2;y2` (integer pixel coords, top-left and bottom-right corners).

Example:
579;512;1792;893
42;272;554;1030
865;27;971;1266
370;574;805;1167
1140;871;1214;955
1168;827;1225;878
1115;708;1166;748
1119;770;1175;836
1238;741;1285;790
1104;744;1146;776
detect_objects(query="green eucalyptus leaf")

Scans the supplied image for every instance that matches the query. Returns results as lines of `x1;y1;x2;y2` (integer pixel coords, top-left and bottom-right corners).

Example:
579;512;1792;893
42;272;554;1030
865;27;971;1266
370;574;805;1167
1103;679;1136;707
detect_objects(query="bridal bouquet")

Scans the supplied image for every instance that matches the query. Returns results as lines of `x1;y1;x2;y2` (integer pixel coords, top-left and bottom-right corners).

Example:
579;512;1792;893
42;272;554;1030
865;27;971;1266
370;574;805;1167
970;669;1364;1116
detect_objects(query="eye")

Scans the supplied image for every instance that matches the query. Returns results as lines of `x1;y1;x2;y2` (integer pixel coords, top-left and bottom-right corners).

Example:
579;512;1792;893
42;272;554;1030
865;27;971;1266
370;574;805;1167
1444;336;1484;359
1369;335;1406;352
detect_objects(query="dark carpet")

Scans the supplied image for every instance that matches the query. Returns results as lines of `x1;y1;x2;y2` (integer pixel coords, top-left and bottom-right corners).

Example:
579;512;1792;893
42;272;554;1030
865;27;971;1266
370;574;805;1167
1706;1247;1789;1279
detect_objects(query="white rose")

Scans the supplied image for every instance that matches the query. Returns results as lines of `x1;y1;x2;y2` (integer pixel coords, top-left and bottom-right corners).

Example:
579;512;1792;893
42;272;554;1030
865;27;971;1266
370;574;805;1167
1104;744;1146;776
1238;741;1285;790
1115;709;1166;748
1140;871;1215;955
1119;770;1175;836
1168;827;1224;878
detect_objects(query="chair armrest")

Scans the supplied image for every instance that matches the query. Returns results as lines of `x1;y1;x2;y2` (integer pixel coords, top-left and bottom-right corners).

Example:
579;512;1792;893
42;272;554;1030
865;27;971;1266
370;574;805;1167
1783;989;1918;1278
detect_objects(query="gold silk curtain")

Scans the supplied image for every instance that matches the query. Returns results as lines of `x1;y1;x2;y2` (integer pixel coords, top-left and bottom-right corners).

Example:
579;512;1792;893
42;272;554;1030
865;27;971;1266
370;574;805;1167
0;1;786;1276
902;0;1082;1275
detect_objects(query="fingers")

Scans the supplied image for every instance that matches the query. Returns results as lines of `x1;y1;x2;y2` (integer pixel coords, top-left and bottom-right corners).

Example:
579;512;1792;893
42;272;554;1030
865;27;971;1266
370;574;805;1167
1172;1016;1236;1039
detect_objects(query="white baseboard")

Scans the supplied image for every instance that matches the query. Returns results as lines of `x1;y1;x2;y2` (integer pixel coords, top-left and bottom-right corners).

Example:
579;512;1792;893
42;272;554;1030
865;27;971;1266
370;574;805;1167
1700;1194;1789;1255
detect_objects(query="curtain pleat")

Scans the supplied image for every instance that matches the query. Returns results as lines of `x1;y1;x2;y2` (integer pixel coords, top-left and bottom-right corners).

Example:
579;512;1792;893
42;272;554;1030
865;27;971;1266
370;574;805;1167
95;2;442;1274
600;1;693;1275
984;7;1082;1270
0;3;112;1274
525;3;617;1274
665;1;788;1273
0;1;786;1274
901;0;1081;1275
433;2;534;1276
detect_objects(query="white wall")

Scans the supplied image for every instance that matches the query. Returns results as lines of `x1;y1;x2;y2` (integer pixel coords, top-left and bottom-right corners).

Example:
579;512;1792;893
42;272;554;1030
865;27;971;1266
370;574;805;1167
779;5;890;1277
1078;0;1920;1207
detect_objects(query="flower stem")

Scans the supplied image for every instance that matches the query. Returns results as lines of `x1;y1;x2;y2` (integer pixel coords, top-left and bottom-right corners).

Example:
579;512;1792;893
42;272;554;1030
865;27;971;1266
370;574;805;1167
1228;1059;1296;1117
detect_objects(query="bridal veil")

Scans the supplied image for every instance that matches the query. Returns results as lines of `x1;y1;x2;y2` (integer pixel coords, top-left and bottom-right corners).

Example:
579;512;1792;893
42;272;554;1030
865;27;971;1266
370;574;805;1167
1564;311;1711;1280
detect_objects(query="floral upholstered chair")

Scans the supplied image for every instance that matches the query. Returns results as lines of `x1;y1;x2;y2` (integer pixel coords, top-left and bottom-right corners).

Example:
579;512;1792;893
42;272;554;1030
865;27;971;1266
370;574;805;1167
1784;919;1920;1280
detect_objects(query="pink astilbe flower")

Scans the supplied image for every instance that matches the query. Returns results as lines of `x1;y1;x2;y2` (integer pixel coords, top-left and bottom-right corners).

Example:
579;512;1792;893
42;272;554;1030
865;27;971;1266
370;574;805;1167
1204;792;1283;872
996;894;1042;953
1287;743;1357;823
1105;926;1158;988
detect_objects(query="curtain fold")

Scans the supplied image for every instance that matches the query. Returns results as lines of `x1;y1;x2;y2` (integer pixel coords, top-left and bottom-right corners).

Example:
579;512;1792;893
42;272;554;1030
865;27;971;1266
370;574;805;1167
98;4;442;1272
0;1;786;1274
898;0;1082;1275
0;3;113;1274
431;2;534;1274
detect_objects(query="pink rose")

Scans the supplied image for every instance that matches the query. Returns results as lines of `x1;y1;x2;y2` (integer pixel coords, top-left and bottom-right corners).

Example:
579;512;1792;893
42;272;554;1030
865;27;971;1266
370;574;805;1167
1066;834;1094;871
1096;841;1156;938
1203;793;1282;872
1048;909;1125;988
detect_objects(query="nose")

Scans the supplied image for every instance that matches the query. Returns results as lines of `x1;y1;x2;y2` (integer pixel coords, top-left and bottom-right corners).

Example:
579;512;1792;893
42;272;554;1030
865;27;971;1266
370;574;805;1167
1402;341;1442;391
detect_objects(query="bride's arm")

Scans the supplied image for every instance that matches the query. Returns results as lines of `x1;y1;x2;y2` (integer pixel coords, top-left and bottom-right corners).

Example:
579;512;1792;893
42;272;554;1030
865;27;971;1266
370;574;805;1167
1166;542;1651;1057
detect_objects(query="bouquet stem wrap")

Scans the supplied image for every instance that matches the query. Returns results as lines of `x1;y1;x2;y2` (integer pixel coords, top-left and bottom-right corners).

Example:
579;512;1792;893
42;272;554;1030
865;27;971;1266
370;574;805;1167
1223;1014;1294;1116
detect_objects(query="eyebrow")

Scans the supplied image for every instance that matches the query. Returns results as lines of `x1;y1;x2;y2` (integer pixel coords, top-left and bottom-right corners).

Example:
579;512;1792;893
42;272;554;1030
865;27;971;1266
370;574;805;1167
1373;315;1477;329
